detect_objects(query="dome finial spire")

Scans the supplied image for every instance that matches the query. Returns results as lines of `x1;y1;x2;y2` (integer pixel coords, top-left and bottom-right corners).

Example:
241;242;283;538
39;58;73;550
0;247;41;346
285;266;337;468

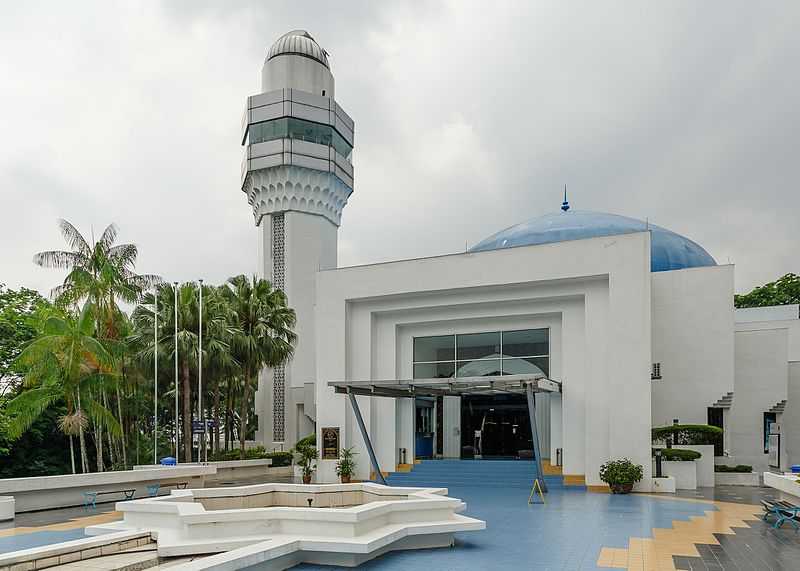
561;184;570;212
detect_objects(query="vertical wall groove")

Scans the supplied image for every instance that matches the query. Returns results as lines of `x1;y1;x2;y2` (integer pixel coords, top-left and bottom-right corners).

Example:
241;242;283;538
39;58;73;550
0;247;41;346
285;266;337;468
272;213;286;442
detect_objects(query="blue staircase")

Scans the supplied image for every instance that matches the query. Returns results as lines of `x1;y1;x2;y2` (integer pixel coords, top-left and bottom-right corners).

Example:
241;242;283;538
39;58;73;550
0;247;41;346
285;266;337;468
384;459;565;489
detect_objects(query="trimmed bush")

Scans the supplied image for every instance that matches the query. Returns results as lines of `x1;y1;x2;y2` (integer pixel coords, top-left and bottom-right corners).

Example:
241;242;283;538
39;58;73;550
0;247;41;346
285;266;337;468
715;464;752;473
294;433;316;452
652;424;722;447
653;448;701;461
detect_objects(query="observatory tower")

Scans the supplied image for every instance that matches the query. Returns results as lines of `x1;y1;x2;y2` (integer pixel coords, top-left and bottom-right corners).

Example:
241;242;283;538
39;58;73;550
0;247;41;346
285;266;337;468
240;30;354;448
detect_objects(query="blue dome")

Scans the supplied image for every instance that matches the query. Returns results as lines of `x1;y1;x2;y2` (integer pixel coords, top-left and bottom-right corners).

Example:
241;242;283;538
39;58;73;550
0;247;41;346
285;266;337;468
469;210;716;272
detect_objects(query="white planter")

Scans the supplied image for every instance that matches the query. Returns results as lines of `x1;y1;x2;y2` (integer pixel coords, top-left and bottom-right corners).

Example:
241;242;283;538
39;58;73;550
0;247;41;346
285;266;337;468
714;472;760;486
650;477;676;493
764;472;800;501
0;496;14;521
655;445;714;487
663;461;697;490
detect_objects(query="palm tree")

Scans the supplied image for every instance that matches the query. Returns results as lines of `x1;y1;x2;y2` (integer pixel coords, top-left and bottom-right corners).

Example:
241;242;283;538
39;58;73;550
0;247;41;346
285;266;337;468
223;275;296;458
34;219;160;470
34;220;160;327
7;303;121;473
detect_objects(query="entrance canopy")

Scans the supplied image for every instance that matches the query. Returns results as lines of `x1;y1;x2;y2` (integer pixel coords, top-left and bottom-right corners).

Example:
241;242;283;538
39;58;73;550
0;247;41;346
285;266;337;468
328;373;561;399
327;374;560;489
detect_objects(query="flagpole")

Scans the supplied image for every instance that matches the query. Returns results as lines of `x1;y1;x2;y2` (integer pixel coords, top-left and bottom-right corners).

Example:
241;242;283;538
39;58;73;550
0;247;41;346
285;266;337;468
174;282;179;463
198;279;204;463
153;287;158;466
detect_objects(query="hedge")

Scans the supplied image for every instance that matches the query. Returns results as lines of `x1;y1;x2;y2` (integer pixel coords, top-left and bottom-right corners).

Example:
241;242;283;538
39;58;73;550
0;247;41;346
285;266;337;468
714;464;752;473
210;446;293;466
651;424;722;446
653;448;701;461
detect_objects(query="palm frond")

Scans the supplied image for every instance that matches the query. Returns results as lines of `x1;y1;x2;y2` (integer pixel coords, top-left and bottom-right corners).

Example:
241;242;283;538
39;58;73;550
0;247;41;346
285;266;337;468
33;250;82;269
57;219;91;255
6;386;62;439
97;223;119;252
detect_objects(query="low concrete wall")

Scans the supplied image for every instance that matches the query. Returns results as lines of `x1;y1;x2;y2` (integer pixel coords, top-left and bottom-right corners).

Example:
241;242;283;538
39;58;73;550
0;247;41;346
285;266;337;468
0;466;215;513
764;472;800;501
0;530;151;571
663;461;697;490
0;497;13;521
134;459;274;482
714;472;760;486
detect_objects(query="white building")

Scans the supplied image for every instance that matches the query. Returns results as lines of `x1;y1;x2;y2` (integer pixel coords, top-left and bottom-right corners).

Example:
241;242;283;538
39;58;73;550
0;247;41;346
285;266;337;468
241;30;800;489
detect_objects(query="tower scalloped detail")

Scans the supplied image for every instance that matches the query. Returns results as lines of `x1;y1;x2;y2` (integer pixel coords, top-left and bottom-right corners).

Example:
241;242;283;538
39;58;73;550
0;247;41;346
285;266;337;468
243;166;353;227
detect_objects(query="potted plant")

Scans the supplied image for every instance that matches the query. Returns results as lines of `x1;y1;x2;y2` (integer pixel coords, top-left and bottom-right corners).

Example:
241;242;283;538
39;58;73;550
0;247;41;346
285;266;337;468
599;458;644;494
297;446;318;484
336;447;358;483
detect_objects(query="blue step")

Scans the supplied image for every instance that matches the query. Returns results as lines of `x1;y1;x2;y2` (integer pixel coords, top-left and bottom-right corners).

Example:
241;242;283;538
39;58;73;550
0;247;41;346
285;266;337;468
382;459;567;489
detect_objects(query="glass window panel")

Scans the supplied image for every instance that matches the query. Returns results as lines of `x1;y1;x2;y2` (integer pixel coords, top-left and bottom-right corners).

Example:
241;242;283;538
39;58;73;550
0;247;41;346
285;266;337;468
413;362;455;379
456;359;502;377
413;335;454;362
249;118;353;158
456;332;500;361
501;356;549;377
502;329;549;357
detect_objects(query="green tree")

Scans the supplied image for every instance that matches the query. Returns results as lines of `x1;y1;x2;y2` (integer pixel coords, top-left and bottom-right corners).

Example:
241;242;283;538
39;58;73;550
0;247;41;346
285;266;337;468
734;273;800;308
223;275;296;458
7;303;121;474
0;284;51;394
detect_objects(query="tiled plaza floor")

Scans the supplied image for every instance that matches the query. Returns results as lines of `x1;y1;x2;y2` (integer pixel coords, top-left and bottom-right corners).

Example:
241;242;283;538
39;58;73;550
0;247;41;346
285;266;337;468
3;462;799;570
295;461;800;571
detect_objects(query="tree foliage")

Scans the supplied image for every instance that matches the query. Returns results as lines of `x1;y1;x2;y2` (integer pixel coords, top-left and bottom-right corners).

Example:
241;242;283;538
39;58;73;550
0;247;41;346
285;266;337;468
0;284;50;392
734;273;800;308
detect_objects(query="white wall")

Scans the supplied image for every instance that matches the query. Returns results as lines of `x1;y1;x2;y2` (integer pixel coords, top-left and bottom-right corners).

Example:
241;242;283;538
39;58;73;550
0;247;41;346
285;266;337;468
651;265;735;428
255;211;338;448
730;328;788;472
781;362;800;468
314;231;653;487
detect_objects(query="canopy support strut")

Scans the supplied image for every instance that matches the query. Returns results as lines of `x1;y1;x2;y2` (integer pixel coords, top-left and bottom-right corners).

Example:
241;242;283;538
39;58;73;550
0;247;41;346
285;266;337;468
348;390;388;486
525;383;548;493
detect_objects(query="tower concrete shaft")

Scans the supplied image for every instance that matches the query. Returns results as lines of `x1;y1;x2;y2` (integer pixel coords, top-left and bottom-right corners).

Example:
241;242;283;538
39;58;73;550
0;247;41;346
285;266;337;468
240;30;354;449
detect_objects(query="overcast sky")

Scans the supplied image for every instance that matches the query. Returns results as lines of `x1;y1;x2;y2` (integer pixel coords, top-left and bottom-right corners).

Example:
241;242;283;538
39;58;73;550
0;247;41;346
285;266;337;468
1;1;798;297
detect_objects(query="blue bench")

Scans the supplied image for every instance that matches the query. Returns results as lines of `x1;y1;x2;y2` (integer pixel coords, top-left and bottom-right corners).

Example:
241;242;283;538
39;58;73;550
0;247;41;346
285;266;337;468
82;488;136;510
762;499;800;531
146;481;189;497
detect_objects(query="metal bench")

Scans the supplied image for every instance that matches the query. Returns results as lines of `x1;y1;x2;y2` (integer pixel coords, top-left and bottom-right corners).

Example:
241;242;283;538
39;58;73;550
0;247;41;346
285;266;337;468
146;482;189;497
82;489;136;510
761;499;800;531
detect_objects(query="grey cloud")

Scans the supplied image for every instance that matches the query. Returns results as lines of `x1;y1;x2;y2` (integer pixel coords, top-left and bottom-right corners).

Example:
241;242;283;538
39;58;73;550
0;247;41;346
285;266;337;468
0;1;797;296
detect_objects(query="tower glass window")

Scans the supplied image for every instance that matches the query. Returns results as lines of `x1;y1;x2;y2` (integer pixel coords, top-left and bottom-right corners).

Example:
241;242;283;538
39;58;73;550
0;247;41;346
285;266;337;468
247;117;352;158
412;329;549;378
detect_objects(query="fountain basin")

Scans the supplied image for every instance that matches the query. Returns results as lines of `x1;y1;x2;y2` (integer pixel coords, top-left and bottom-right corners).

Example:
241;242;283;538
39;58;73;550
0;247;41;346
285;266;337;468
86;482;485;566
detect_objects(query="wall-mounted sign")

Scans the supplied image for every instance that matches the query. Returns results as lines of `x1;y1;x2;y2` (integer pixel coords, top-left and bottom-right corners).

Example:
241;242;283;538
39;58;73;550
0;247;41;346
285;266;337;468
321;427;340;460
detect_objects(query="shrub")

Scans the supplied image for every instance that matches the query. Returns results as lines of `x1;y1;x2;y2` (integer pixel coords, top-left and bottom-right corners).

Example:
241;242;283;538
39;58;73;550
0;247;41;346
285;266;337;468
265;451;293;467
715;464;752;473
654;448;701;461
599;458;644;486
651;424;722;447
210;446;293;465
336;447;358;479
295;433;316;452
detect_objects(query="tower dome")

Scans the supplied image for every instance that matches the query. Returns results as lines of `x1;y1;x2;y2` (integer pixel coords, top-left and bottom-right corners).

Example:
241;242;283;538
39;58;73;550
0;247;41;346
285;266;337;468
469;210;717;273
267;29;329;69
